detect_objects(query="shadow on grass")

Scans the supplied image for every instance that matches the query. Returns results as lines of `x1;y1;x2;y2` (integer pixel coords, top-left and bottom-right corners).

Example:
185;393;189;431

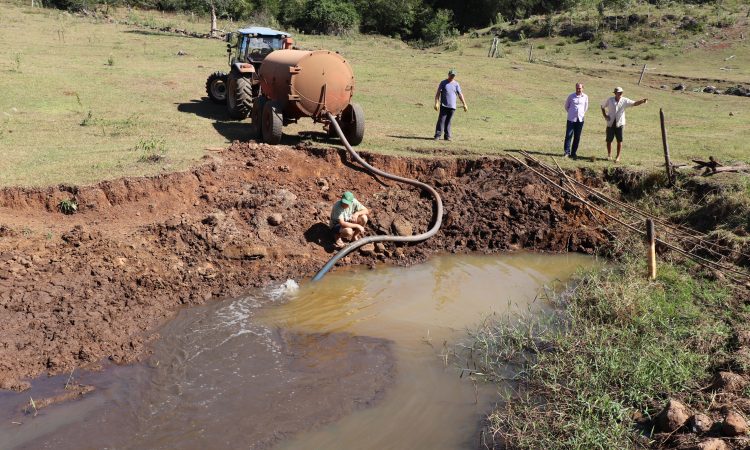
506;149;610;162
387;135;436;141
123;30;201;39
177;99;355;147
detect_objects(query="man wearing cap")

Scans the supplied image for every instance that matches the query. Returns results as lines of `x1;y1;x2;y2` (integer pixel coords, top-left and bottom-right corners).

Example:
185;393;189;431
600;87;648;162
563;82;589;160
330;191;370;249
434;68;468;141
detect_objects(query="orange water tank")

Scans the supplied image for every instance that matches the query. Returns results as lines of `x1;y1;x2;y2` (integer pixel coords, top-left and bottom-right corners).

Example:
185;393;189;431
258;49;355;119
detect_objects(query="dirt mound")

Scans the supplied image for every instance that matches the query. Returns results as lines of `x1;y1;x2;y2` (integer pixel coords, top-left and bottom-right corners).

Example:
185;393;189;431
0;143;605;389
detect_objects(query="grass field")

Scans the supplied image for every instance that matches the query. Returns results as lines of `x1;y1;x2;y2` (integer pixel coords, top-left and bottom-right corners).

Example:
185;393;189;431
0;1;748;187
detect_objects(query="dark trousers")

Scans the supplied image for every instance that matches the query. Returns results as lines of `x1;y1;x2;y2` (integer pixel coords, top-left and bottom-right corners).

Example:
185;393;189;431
434;106;455;139
564;120;584;156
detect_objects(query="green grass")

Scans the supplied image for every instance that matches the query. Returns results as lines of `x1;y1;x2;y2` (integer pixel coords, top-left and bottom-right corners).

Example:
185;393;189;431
0;2;748;187
468;250;732;448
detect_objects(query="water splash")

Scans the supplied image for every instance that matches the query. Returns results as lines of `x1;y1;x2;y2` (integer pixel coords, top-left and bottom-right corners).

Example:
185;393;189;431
268;279;299;300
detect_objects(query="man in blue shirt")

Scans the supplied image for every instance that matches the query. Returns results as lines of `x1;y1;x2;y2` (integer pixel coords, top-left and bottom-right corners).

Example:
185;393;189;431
434;69;468;141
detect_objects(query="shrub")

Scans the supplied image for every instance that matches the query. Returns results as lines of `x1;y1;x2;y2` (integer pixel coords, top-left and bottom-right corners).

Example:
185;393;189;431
58;199;78;215
419;8;457;46
299;0;359;35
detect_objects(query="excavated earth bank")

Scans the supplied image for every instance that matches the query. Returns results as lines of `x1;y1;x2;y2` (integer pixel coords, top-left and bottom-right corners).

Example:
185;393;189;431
0;143;605;390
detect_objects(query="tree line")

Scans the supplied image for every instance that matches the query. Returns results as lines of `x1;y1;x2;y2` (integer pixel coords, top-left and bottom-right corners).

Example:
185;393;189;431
49;0;720;45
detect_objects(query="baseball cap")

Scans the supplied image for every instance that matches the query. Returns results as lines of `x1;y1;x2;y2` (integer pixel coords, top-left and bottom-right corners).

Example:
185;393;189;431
614;86;624;93
448;68;457;76
341;191;354;205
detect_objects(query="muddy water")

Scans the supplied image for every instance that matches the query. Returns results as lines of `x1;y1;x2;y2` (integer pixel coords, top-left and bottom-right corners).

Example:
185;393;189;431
0;253;595;450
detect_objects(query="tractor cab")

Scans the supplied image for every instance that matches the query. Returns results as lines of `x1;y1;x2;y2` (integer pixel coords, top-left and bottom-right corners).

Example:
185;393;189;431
227;27;293;69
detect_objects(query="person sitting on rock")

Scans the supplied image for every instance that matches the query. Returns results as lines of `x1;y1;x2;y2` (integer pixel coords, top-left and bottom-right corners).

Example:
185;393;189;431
330;191;370;249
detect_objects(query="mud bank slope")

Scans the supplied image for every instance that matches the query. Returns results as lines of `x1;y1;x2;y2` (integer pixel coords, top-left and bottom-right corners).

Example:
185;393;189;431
0;143;605;389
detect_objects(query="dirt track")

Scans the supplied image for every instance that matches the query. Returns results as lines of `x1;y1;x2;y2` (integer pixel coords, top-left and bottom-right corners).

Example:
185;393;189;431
0;143;605;390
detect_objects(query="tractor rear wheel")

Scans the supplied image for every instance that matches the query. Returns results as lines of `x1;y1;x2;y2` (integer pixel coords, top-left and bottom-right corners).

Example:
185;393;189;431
206;71;228;104
227;73;253;120
250;96;267;140
340;103;365;146
262;101;283;145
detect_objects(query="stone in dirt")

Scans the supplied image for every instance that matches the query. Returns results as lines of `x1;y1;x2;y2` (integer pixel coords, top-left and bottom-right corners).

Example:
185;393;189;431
391;216;413;237
690;413;714;433
267;213;283;226
656;398;691;432
694;438;729;450
374;242;386;254
359;243;376;256
712;371;748;393
722;411;748;436
202;211;225;226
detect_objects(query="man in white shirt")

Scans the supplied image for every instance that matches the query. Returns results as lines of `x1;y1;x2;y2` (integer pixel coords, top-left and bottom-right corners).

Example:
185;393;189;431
563;82;589;159
600;87;648;162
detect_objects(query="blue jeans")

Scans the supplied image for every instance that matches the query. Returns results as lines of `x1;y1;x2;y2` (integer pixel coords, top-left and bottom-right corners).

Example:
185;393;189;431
564;120;584;156
434;106;455;139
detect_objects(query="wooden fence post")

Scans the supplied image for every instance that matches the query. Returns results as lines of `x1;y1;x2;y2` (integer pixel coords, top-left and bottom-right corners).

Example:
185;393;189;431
646;218;656;280
660;108;675;186
638;64;647;85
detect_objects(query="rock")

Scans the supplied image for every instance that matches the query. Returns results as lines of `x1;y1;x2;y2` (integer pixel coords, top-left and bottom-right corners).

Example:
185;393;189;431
222;244;267;260
598;40;609;49
391;217;413;237
674;83;687;91
267;213;283;226
433;167;448;180
580;30;595;41
394;247;405;259
696;438;729;450
316;178;329;191
374;243;386;254
722;411;748;436
656;399;691;432
202;211;225;226
703;86;717;94
712;371;748;393
359;243;376;256
691;413;714;433
726;85;749;97
661;85;668;89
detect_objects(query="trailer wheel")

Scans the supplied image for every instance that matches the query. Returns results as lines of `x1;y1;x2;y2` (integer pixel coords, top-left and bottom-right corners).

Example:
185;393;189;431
227;73;253;120
262;101;283;145
250;96;267;140
340;103;365;146
206;71;228;104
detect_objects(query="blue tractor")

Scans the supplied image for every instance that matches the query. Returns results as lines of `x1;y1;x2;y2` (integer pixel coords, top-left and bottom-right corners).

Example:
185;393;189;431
205;27;293;120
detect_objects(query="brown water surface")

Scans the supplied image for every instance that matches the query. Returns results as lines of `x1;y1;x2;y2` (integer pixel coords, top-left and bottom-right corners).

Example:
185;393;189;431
0;253;595;449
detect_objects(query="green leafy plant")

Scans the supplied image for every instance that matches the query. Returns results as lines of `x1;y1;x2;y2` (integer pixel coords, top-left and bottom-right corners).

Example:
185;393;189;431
134;137;167;163
58;198;78;215
107;54;114;66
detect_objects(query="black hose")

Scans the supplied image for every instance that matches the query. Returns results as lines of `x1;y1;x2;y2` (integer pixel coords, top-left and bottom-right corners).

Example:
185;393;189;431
311;112;444;281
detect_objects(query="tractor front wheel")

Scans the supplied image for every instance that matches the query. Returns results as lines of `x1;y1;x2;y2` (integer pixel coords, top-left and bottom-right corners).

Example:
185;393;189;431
206;71;228;104
250;96;267;140
262;101;283;145
227;73;253;120
340;103;365;146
